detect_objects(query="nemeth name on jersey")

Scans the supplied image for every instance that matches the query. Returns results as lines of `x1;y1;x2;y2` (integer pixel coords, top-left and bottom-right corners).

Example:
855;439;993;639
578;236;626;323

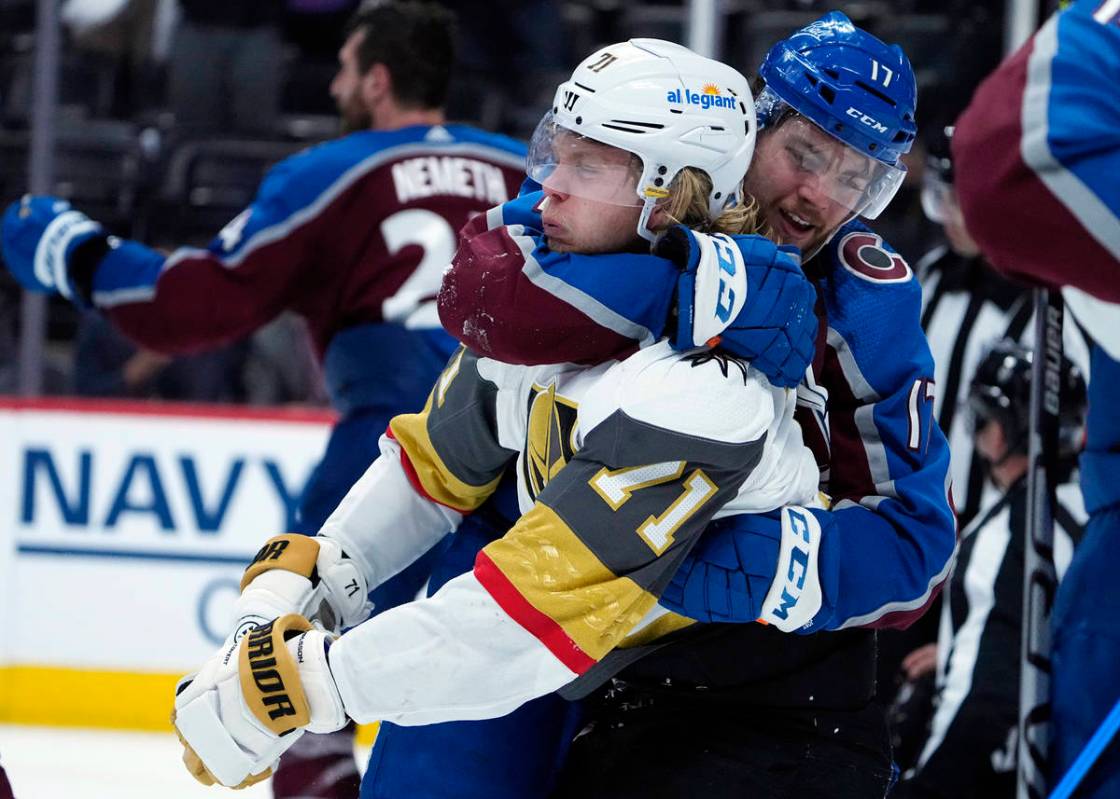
392;156;511;205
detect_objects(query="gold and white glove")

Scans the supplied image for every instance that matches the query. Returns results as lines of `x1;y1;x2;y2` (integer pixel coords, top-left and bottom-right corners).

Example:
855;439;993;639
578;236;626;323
172;614;347;789
232;534;373;641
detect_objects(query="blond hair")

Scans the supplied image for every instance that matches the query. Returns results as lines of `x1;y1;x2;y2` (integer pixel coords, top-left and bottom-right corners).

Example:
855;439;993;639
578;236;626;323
657;167;767;237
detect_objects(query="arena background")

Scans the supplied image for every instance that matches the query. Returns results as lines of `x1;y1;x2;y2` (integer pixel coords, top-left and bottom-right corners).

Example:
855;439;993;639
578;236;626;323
0;0;1065;795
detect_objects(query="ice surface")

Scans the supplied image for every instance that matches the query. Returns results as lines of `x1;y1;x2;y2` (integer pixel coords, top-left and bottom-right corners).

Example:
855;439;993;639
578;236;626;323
0;724;273;798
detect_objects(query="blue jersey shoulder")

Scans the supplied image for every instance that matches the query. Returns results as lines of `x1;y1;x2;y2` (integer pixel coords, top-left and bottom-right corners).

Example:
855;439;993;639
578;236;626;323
1047;0;1120;220
257;124;526;216
442;123;528;160
821;219;919;291
818;219;932;388
1068;0;1120;33
213;125;527;258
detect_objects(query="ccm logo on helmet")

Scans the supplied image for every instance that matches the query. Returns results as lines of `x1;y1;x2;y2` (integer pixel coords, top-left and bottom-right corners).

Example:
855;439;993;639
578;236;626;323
846;107;888;134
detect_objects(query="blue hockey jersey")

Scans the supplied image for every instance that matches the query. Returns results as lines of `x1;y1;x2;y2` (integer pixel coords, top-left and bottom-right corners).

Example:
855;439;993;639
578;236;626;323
440;204;957;637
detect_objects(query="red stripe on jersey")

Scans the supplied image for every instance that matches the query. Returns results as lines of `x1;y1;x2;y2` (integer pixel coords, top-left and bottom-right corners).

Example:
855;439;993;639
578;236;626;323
0;395;336;423
385;427;476;514
817;339;879;504
868;583;946;630
473;549;597;675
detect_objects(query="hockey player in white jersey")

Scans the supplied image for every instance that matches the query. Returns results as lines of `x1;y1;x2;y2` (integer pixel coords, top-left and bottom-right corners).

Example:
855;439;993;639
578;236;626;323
169;40;825;791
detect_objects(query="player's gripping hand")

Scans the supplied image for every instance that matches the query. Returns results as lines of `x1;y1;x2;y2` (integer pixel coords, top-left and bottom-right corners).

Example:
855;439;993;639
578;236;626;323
659;506;829;632
655;226;818;388
498;189;546;231
233;534;373;641
172;614;347;789
0;195;107;304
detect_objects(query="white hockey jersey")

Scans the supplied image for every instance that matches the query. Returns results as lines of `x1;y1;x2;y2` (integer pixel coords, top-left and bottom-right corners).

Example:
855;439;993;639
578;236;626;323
316;341;821;725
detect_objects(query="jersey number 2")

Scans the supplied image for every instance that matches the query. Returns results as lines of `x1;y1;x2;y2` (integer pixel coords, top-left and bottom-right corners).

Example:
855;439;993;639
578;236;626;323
380;209;457;324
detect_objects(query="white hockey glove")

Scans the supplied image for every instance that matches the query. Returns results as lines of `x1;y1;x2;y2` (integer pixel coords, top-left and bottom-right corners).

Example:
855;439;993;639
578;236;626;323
172;614;347;789
232;534;373;642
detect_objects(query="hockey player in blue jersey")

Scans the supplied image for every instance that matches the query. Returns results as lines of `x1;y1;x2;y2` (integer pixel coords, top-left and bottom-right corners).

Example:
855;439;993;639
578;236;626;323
440;12;957;798
1;4;527;797
446;9;955;643
953;1;1120;795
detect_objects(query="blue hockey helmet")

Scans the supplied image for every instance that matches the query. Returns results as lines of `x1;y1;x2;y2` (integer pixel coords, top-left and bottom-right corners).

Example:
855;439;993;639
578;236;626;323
756;12;917;218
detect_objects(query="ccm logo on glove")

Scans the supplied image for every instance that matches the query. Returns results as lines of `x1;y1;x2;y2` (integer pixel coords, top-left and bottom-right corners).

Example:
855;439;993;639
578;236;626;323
712;234;741;323
760;507;823;632
772;509;812;619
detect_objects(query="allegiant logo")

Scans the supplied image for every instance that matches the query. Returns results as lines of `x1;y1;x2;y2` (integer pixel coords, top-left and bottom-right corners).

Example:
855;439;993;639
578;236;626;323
666;83;737;111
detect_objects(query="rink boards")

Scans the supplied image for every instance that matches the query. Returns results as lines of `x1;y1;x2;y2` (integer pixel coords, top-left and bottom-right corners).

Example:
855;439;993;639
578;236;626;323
0;397;334;730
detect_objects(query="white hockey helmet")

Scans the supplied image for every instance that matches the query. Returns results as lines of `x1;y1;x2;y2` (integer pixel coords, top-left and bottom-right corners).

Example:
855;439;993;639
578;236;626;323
527;38;757;242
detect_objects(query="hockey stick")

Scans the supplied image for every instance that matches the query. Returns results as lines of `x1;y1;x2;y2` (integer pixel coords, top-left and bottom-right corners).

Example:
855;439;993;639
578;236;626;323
1017;287;1065;799
1049;696;1120;799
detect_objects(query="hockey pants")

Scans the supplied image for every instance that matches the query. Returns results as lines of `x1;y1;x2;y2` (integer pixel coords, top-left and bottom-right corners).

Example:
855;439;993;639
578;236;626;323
360;508;583;799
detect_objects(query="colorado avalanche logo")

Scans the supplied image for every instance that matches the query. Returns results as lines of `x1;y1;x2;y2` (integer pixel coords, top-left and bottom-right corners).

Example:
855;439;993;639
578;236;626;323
838;231;912;284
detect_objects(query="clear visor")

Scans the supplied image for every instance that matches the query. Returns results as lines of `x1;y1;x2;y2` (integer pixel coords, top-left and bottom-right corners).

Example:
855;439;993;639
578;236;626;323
920;171;962;225
526;112;645;207
763;102;906;220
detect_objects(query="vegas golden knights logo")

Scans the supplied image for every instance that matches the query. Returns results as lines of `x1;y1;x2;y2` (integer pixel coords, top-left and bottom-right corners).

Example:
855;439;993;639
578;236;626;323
523;382;579;501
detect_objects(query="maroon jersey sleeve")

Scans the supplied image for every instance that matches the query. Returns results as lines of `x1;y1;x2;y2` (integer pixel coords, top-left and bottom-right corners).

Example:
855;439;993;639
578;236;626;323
439;191;686;365
953;3;1120;300
94;129;526;355
439;209;647;365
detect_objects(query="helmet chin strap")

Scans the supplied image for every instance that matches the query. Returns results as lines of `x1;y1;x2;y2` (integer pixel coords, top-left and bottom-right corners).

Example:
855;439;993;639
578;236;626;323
637;196;660;244
638;189;731;246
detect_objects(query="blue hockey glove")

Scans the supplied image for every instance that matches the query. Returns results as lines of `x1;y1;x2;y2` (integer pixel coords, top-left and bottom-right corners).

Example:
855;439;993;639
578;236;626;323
660;511;782;624
499;189;545;231
656;225;818;388
1;195;107;305
661;506;831;632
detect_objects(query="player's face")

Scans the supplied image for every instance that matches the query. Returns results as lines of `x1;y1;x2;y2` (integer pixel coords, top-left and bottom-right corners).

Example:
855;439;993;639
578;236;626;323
539;136;645;253
745;118;869;253
975;416;1005;464
331;30;371;134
